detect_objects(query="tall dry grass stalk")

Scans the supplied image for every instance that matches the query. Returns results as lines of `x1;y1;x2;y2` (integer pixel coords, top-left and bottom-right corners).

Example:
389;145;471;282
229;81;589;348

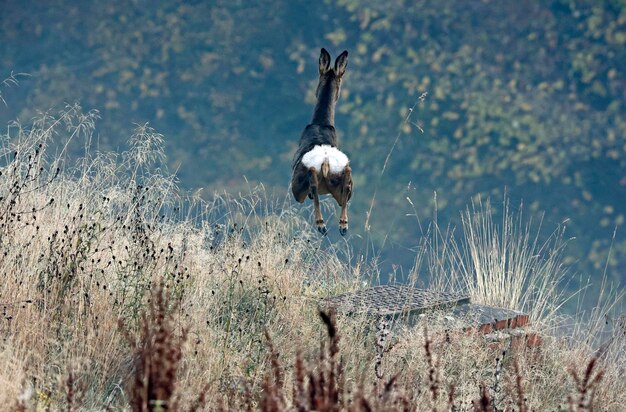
406;194;572;325
0;106;359;409
458;196;571;322
1;106;625;410
0;72;29;107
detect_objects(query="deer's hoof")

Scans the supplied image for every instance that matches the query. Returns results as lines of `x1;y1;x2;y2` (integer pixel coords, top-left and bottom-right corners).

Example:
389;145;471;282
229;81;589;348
339;220;348;236
317;225;328;236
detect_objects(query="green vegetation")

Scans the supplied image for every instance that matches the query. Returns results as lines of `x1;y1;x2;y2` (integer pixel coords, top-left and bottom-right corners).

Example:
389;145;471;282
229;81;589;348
0;1;624;290
1;108;625;410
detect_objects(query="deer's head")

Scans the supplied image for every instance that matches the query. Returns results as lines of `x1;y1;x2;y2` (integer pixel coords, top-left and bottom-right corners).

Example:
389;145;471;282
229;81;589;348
316;48;349;103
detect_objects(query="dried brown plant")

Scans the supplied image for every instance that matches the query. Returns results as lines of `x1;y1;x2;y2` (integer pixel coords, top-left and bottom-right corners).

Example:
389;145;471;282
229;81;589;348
567;356;605;412
120;284;191;412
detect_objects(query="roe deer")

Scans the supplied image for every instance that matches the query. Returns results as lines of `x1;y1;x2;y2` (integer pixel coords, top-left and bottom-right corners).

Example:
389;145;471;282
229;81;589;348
291;48;352;236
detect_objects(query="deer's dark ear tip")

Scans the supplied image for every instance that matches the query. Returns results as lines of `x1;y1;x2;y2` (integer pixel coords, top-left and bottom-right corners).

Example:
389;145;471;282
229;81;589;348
342;50;349;56
321;48;329;54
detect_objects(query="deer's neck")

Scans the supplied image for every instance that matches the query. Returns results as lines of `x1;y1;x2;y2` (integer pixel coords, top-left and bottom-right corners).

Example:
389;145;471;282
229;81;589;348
311;83;336;126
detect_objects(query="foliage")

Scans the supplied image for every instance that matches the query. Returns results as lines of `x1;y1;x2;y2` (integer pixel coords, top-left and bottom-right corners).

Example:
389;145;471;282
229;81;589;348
326;0;626;286
0;0;624;305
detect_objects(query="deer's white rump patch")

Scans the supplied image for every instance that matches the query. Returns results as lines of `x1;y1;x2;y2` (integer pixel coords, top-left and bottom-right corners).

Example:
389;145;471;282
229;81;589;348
301;145;349;174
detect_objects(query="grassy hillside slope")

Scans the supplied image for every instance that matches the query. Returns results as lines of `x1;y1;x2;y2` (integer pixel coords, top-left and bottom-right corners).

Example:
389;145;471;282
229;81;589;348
1;108;625;410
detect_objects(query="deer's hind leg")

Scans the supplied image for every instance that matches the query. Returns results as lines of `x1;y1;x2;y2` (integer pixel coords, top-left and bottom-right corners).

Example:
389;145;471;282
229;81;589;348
338;166;352;236
309;167;327;235
291;165;310;203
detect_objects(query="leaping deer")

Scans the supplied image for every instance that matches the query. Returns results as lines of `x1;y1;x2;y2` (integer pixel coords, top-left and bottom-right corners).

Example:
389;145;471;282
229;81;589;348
291;48;352;236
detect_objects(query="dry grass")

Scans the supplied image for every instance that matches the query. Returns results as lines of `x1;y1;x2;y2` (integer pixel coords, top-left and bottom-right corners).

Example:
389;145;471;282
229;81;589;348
406;194;572;324
1;107;625;410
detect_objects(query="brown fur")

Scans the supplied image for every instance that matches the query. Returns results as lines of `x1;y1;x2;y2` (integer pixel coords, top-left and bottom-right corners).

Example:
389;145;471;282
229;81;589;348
291;48;352;235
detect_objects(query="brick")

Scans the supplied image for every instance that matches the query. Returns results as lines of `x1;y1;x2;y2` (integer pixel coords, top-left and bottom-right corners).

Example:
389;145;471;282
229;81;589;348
515;314;530;327
526;332;543;348
494;318;509;330
479;323;493;334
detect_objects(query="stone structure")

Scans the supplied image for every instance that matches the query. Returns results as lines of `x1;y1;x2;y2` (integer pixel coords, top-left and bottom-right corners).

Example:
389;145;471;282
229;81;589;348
322;284;540;349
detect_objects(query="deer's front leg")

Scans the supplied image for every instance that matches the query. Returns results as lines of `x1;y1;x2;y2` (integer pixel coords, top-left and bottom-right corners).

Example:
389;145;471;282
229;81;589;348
339;204;348;236
309;167;327;235
339;166;352;236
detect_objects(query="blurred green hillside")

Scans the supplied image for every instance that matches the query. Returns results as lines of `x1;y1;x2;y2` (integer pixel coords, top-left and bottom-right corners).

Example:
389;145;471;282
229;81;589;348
1;0;625;294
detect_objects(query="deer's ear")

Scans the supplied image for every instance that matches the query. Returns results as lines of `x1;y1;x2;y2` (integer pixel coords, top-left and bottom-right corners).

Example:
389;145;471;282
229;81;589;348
319;48;331;75
334;50;348;78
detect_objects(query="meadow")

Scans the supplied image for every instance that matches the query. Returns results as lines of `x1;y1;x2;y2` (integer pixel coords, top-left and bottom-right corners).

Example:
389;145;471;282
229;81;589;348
1;106;625;411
